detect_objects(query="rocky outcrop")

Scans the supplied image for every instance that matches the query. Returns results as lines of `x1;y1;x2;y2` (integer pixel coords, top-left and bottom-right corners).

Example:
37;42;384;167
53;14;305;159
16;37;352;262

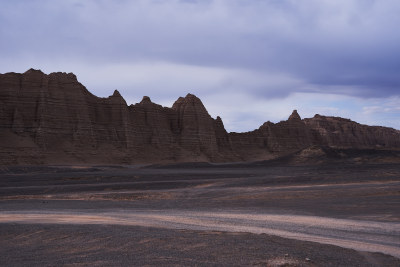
1;69;399;165
229;110;314;161
0;69;134;164
172;94;218;158
171;94;237;161
303;114;400;149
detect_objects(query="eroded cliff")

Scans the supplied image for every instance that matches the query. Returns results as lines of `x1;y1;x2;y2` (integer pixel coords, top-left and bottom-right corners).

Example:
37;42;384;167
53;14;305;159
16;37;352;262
1;69;399;164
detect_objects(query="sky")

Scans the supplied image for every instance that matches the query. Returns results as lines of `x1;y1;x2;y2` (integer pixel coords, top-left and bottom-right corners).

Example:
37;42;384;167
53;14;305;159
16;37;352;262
1;0;399;132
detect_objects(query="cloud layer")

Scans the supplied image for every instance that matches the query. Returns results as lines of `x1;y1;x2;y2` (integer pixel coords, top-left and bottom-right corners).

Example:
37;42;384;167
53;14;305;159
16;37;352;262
1;0;399;131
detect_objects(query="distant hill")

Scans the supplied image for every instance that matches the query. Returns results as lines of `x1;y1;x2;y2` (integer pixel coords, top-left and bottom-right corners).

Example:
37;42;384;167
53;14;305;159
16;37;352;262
1;69;399;165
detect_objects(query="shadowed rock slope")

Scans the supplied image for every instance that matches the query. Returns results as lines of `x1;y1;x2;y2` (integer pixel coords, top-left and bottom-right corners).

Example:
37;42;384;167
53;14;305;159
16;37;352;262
1;69;399;164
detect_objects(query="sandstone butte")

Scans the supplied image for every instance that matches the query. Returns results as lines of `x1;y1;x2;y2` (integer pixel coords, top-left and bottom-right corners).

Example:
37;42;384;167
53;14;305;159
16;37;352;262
0;68;400;165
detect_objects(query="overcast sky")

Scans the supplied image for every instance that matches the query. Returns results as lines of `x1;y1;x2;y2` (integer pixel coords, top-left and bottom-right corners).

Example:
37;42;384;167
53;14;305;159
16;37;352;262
1;0;399;132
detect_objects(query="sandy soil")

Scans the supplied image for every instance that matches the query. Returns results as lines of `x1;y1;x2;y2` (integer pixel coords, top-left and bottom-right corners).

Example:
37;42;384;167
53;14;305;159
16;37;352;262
0;163;400;266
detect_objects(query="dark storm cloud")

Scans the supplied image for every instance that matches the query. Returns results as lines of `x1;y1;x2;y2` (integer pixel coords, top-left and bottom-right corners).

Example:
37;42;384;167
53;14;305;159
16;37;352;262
1;0;399;99
1;0;400;130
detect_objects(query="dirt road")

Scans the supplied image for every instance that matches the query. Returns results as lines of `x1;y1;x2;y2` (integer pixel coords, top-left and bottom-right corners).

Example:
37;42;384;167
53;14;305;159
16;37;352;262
1;163;400;265
1;209;399;258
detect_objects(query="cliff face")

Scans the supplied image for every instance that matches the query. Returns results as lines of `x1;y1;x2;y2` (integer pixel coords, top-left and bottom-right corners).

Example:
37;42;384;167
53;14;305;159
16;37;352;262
0;69;134;164
303;115;400;149
229;110;314;161
0;69;238;164
1;69;399;165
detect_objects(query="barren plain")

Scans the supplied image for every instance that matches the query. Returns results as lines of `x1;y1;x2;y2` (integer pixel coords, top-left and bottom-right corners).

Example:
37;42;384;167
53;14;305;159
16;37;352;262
1;162;400;266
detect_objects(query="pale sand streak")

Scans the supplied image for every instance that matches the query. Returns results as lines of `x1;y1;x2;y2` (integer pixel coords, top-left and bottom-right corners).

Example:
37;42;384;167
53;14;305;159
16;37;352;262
0;210;399;258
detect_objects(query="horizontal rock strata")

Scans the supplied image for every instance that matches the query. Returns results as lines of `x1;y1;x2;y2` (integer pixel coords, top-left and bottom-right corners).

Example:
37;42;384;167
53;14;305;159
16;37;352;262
1;69;399;164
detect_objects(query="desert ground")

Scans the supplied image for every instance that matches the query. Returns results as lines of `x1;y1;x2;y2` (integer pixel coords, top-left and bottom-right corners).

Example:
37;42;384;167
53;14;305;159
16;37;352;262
0;162;400;266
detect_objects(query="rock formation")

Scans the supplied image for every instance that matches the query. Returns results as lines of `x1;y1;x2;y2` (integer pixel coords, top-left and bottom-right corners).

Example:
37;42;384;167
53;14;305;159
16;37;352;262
1;69;399;165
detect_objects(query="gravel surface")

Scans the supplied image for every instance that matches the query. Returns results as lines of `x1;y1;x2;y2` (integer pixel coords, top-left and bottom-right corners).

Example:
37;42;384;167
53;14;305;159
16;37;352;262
1;223;399;267
1;209;399;259
1;163;400;266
